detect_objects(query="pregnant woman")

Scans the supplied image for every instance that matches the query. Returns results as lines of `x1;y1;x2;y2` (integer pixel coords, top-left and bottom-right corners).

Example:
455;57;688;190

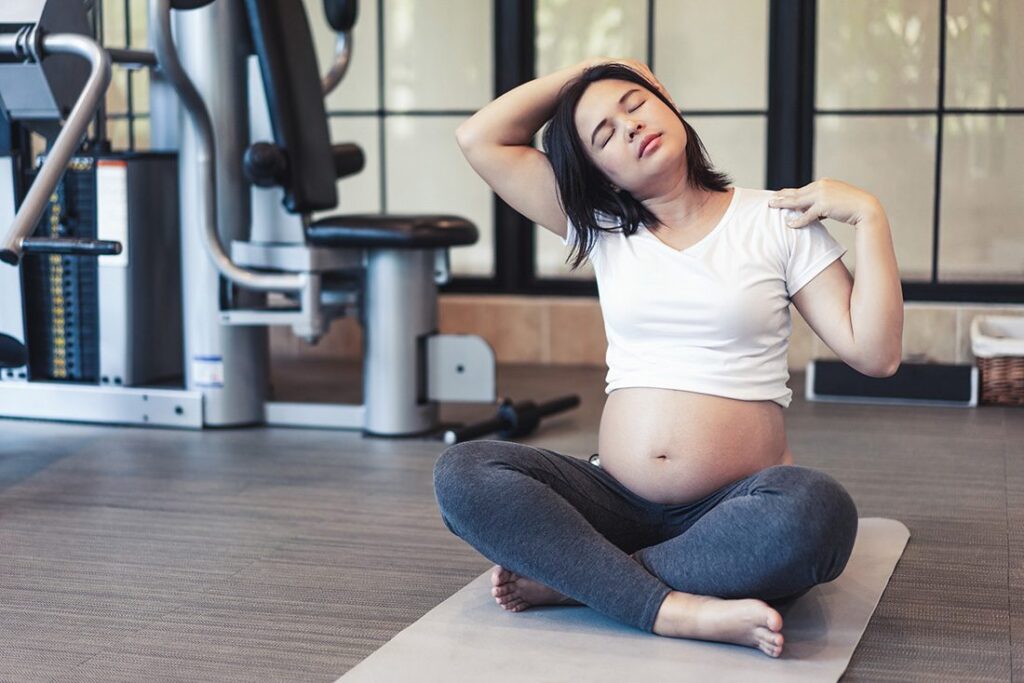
433;58;904;658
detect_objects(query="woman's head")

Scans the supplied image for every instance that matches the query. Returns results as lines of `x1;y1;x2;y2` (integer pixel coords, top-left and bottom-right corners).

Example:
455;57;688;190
542;62;730;269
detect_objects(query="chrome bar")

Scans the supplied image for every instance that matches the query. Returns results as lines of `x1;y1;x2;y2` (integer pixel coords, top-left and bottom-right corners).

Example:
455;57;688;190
107;48;158;67
321;32;352;96
150;0;306;292
0;35;18;59
0;32;111;265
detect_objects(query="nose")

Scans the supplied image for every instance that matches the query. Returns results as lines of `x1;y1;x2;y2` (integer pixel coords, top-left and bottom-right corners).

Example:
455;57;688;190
626;119;643;139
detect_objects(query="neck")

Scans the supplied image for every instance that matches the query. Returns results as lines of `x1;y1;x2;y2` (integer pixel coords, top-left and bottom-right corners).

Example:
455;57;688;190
642;180;720;231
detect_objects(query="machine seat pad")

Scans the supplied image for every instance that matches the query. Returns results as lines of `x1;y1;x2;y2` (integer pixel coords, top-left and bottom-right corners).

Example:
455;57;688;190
307;214;478;249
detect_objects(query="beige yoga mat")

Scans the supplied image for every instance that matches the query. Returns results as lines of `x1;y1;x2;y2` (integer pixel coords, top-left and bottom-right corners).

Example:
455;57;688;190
337;517;910;683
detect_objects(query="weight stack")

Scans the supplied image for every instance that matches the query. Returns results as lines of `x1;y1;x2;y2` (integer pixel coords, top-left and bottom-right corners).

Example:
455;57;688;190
21;158;99;382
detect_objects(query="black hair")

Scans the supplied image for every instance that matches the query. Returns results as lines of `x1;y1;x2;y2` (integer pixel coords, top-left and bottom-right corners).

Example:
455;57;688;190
541;63;732;270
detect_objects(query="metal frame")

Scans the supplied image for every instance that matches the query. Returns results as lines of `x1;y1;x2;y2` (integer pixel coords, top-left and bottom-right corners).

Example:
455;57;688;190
0;383;203;427
0;31;112;263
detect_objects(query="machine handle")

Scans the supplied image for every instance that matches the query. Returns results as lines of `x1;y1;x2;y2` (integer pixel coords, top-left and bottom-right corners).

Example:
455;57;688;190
332;143;364;179
20;237;123;257
321;31;352;96
0;33;111;266
151;0;306;293
320;0;357;95
106;48;157;67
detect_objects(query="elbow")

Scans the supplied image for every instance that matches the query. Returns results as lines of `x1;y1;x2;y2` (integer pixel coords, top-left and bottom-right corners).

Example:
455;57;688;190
877;358;901;378
455;124;479;150
860;355;901;378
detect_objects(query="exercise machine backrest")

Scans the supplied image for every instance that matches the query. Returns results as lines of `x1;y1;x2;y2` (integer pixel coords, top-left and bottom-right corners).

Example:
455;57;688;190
243;0;362;214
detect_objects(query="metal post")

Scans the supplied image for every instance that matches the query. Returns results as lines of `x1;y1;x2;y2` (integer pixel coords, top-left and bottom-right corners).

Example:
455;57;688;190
173;0;266;425
363;249;439;436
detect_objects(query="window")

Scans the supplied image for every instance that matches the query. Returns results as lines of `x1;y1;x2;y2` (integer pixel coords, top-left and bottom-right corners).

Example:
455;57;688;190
815;0;1024;298
96;0;1024;302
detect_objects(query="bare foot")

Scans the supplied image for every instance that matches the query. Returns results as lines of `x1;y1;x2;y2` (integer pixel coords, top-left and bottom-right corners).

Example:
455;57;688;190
652;591;785;658
488;562;784;657
490;565;583;610
489;552;647;611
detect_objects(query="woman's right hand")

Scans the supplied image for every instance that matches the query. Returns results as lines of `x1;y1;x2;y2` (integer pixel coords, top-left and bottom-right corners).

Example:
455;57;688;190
583;57;679;111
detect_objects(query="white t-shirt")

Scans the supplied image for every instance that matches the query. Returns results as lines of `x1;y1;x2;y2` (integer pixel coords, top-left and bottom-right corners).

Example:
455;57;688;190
561;186;847;408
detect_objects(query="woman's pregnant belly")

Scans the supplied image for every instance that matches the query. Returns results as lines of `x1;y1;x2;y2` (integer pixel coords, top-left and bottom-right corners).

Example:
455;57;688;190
597;388;792;505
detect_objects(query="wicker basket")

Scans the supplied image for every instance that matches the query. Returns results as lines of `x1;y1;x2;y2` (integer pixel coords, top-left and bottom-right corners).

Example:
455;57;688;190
970;315;1024;406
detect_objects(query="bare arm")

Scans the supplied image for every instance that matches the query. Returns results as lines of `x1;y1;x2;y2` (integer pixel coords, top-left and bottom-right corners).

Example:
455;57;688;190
455;59;600;147
454;59;602;235
775;179;904;377
845;206;904;373
455;58;674;236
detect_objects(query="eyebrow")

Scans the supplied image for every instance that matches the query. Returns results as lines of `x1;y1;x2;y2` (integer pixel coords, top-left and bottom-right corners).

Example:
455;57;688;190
590;88;641;147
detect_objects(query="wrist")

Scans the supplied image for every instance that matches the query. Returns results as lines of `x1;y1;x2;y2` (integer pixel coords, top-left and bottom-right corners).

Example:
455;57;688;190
855;197;885;226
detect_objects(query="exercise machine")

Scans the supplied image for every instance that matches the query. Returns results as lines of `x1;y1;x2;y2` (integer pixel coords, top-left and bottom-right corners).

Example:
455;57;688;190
0;0;578;440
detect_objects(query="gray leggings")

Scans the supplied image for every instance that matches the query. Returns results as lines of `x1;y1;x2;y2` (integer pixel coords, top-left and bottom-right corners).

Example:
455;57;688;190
432;440;858;633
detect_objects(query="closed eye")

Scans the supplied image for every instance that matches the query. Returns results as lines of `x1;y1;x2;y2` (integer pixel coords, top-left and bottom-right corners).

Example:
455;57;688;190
601;101;645;148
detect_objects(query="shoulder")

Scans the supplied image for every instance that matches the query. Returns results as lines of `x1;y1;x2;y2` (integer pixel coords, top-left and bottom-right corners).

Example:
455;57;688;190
732;187;791;224
731;186;815;246
563;209;625;247
725;186;795;241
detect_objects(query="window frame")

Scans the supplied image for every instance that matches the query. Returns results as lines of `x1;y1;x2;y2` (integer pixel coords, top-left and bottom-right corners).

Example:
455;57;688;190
444;0;1024;303
70;0;1024;302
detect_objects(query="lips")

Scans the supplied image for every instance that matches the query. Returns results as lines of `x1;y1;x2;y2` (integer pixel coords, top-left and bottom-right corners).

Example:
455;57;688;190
638;133;662;158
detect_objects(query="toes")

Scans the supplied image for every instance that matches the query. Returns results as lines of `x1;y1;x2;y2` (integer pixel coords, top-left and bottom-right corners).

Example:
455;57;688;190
764;609;783;632
492;566;519;592
755;632;782;658
754;626;783;648
505;597;528;611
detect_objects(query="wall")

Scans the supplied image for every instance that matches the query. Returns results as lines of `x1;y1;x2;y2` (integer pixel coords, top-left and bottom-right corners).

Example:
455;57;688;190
270;296;1024;369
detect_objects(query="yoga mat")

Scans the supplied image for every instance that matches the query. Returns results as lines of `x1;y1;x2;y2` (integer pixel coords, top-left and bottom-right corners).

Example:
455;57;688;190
337;517;909;682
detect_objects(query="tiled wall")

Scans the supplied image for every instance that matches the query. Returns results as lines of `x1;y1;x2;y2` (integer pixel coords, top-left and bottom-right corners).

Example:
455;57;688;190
270;297;1024;369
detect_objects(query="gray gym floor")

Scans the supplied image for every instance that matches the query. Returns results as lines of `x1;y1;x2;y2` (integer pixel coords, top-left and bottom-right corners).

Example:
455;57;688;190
0;360;1020;682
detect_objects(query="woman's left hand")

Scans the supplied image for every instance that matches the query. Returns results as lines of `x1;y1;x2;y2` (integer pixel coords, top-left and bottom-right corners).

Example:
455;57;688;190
768;178;883;228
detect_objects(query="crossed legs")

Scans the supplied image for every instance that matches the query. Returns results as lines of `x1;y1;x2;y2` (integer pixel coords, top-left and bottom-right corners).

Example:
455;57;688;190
433;440;858;656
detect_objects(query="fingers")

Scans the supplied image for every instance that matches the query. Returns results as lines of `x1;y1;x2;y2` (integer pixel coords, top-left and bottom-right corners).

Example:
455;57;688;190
769;187;820;227
768;195;821;227
768;192;811;212
771;185;812;201
772;178;832;203
786;207;821;228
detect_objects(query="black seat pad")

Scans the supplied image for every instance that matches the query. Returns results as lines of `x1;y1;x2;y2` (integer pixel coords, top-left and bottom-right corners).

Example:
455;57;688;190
306;214;478;249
